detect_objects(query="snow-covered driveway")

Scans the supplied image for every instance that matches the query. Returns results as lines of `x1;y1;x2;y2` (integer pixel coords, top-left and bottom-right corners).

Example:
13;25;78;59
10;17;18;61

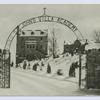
0;68;100;96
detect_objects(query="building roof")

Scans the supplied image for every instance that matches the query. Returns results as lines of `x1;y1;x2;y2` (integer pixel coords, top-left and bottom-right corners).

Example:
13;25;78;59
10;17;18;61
85;42;100;50
19;29;48;37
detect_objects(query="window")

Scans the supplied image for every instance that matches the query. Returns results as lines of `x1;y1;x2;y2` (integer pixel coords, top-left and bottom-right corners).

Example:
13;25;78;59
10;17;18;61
27;45;29;48
40;37;42;40
22;31;25;35
41;31;44;35
33;45;35;49
30;45;32;48
21;45;24;48
31;32;34;35
36;45;38;50
40;45;42;49
0;49;2;53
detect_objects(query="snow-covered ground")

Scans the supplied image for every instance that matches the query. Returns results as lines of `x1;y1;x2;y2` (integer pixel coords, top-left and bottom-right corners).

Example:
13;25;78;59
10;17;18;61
0;68;79;96
13;54;87;88
18;54;86;77
1;54;96;96
0;68;100;96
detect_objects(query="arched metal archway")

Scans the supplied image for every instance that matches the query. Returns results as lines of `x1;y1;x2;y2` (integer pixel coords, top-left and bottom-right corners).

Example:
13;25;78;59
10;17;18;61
1;8;85;88
4;10;84;51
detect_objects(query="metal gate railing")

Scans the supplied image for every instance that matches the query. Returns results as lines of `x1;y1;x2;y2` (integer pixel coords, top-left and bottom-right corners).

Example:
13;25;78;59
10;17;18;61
86;49;100;89
0;49;10;88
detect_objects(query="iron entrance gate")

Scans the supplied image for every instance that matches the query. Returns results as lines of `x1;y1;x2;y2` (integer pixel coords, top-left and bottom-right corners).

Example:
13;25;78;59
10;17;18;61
86;49;100;89
2;8;84;88
0;49;10;88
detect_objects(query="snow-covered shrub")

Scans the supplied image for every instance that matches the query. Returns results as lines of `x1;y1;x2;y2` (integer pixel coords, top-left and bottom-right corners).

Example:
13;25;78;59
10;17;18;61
57;69;63;75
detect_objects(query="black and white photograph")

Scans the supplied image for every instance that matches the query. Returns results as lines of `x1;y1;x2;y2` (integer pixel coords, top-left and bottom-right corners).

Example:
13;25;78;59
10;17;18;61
0;4;100;96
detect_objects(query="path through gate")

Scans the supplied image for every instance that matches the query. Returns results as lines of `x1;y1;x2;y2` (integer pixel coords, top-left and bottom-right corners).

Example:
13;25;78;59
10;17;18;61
0;49;10;88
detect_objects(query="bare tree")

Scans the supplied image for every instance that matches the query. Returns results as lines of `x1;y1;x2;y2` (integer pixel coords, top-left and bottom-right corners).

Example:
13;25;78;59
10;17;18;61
48;28;59;58
93;30;100;43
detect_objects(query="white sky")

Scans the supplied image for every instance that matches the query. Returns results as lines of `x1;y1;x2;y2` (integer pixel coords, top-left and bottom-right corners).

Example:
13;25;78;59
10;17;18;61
0;4;100;61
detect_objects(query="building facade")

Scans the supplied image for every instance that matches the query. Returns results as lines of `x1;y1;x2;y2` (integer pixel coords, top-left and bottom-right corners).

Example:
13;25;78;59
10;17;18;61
16;29;48;64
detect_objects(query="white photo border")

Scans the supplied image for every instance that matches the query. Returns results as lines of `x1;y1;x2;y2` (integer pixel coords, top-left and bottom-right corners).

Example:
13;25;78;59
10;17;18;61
0;0;100;100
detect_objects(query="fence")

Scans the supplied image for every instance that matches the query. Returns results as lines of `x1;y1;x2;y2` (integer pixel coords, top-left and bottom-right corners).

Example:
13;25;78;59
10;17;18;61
0;49;10;88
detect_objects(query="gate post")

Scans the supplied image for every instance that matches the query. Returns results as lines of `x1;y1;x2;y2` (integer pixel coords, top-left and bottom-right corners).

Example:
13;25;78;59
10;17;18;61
2;49;10;88
79;52;82;88
0;49;3;88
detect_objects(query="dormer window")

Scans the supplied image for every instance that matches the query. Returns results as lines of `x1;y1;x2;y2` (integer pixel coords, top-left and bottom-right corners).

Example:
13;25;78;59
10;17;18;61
22;31;25;35
31;31;34;35
41;31;44;35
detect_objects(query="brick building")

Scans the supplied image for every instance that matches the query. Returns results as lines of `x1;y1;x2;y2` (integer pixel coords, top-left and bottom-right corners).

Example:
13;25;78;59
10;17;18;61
16;29;48;64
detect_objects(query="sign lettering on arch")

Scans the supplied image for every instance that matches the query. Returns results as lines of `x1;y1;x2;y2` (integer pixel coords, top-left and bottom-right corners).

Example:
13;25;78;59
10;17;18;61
5;14;84;51
19;15;78;32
